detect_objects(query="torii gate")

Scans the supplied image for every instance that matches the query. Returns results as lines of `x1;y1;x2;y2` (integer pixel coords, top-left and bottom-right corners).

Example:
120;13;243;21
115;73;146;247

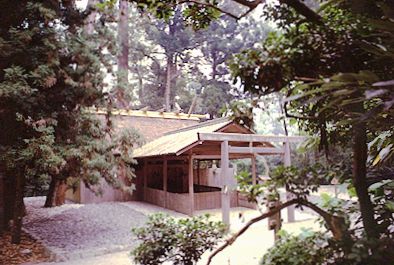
198;132;306;225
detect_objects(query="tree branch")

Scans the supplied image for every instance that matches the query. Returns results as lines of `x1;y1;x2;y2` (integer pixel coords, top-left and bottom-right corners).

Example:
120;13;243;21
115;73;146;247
178;0;241;20
206;198;299;265
206;198;349;265
279;0;323;25
232;0;323;25
231;0;264;9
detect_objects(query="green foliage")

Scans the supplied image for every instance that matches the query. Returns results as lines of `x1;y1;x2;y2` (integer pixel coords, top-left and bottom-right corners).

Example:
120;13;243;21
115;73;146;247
0;1;140;202
135;0;220;29
270;165;328;199
131;213;226;265
260;230;332;265
368;129;394;167
368;179;394;235
229;1;394;263
221;100;255;129
230;0;394;147
235;170;266;203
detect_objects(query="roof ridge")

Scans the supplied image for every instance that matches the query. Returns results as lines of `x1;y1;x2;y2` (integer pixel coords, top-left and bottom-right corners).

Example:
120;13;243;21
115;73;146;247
86;107;206;121
164;117;231;136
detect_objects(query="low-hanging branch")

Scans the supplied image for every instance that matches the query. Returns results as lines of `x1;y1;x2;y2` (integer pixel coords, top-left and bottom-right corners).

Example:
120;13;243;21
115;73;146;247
229;0;323;24
206;197;349;265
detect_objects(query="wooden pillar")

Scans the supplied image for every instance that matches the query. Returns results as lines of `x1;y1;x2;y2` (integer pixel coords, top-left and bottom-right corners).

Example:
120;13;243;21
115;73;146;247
197;160;200;185
143;159;147;201
251;154;257;185
221;141;230;225
188;156;194;216
163;158;168;208
283;140;295;222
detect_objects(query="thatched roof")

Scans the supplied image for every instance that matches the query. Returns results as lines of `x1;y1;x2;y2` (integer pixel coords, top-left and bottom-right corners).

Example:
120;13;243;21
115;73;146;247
89;108;205;142
133;118;235;158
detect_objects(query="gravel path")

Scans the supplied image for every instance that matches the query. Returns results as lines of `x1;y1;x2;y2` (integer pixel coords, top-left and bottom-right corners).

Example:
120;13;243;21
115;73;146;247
23;186;342;265
37;207;318;265
23;197;148;261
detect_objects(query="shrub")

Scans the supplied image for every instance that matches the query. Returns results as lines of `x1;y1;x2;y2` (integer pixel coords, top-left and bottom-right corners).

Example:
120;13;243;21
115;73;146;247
131;213;226;265
260;230;332;265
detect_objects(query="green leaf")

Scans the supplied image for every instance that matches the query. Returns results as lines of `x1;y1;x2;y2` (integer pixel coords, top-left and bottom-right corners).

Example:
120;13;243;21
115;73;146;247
385;201;394;212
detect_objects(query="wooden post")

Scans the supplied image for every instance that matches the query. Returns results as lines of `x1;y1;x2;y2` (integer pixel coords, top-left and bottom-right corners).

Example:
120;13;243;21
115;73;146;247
197;160;200;185
283;140;295;223
221;140;230;225
188;156;194;216
251;154;257;185
143;159;147;201
163;158;168;208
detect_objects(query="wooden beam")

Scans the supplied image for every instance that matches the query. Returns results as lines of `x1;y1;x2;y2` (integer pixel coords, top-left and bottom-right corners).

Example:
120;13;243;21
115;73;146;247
283;141;295;223
145;156;188;161
176;141;201;156
193;154;222;160
87;108;206;121
221;141;230;226
192;154;255;160
188;155;194;216
251;155;257;185
198;132;306;143
163;158;168;208
228;146;284;154
143;158;147;201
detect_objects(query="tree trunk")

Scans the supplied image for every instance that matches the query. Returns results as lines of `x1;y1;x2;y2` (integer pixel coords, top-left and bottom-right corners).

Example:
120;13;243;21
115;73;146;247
164;55;174;112
54;179;67;206
164;18;177;112
0;172;5;235
85;0;97;34
45;177;68;207
211;51;217;80
11;170;25;244
116;0;129;108
352;120;378;238
44;176;57;207
3;173;16;231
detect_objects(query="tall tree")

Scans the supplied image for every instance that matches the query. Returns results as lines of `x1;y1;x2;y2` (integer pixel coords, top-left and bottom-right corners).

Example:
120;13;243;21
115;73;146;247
144;8;203;111
0;0;140;243
116;0;130;108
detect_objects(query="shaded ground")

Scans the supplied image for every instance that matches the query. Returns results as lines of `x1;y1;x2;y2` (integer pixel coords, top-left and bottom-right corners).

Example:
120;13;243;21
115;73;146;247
40;208;319;265
23;197;148;261
0;230;52;265
23;185;347;265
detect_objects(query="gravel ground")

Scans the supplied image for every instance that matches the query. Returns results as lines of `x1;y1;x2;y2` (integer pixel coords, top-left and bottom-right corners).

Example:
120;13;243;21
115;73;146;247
39;207;319;265
24;185;346;265
23;197;148;261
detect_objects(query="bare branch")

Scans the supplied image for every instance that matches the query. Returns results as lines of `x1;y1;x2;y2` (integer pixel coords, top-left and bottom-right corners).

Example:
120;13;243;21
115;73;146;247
206;198;299;265
232;0;323;25
206;198;349;265
178;0;241;20
231;0;264;9
294;76;319;82
280;0;323;25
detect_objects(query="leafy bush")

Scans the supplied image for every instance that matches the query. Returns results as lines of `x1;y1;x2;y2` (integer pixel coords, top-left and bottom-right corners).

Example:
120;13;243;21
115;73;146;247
260;230;332;265
131;213;226;265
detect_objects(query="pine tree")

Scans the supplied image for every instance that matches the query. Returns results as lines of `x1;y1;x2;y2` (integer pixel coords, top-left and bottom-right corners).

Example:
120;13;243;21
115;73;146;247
0;1;140;243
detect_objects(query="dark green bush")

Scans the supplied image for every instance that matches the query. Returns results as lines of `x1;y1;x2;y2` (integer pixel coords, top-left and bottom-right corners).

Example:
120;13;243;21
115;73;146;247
131;213;226;265
260;230;332;265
